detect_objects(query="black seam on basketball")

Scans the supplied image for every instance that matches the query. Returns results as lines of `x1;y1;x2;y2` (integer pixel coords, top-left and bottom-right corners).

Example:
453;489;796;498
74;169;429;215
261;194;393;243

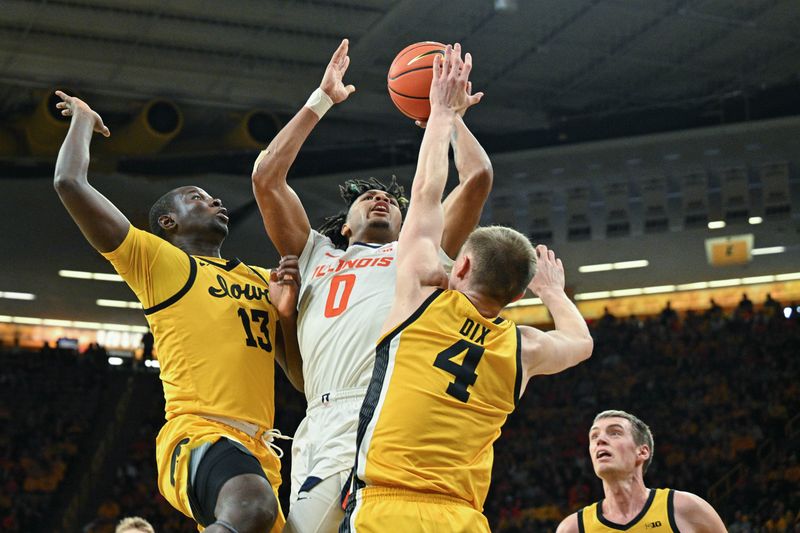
388;86;429;100
388;65;435;81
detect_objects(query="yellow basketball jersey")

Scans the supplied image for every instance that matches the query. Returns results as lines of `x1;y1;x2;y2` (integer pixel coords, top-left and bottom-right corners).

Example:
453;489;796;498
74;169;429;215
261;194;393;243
103;226;278;428
352;289;521;511
580;489;678;533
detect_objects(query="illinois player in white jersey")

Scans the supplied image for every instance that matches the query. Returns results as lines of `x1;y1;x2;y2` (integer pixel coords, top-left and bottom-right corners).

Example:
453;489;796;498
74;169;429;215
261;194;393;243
341;43;593;532
251;38;493;532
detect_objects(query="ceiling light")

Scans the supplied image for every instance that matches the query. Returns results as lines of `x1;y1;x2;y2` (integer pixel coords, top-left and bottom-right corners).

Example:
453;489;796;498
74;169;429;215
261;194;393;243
610;288;643;297
574;291;611;301
108;357;124;366
0;291;35;300
776;272;800;281
708;221;726;229
579;263;613;273
741;275;775;285
0;314;147;333
677;282;709;291
613;260;649;270
748;216;763;225
59;270;123;282
96;299;142;309
506;297;542;308
751;246;785;255
642;285;676;294
708;279;740;288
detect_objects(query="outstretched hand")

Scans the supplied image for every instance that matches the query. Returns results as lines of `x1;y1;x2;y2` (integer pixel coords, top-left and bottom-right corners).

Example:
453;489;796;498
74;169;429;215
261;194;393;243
269;255;301;318
415;81;481;128
528;245;565;297
54;91;110;137
320;38;356;104
428;43;483;117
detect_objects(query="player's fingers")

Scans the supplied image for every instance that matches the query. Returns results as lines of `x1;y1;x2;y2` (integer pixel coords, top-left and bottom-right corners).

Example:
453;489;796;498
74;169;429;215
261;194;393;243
432;53;442;81
415;120;427;128
101;125;111;137
342;55;350;72
345;84;356;95
54;90;70;101
556;258;563;270
329;38;348;65
467;81;473;96
56;101;67;109
548;249;556;262
61;109;71;116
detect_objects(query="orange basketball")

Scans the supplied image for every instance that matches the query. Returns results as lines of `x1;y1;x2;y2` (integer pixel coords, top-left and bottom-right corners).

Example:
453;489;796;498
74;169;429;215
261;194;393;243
387;41;446;122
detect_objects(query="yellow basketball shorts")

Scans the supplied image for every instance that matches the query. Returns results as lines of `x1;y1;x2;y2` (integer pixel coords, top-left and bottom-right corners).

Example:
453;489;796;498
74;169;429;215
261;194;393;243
155;414;285;532
341;486;490;533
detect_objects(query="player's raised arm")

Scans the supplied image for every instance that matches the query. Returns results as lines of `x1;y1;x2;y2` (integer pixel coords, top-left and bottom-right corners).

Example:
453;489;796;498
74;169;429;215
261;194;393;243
440;84;492;258
251;38;356;256
519;245;593;383
395;45;479;300
53;91;130;253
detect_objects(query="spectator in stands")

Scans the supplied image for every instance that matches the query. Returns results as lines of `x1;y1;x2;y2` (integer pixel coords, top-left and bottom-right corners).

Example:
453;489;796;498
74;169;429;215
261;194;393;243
116;516;155;533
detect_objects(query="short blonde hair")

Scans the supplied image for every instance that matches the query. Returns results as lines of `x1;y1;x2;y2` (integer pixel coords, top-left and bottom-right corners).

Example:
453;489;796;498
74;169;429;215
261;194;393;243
116;516;155;533
463;226;537;305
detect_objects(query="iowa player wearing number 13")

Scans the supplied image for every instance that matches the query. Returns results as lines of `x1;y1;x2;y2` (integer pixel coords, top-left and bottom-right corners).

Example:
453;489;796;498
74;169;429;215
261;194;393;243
340;44;594;532
53;92;304;533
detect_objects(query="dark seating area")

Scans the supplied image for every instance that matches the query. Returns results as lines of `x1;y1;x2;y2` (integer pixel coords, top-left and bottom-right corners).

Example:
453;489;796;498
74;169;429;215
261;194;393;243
3;300;797;532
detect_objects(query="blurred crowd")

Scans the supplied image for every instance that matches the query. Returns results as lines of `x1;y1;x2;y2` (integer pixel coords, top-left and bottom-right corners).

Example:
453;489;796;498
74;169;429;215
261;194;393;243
2;294;797;532
0;344;106;531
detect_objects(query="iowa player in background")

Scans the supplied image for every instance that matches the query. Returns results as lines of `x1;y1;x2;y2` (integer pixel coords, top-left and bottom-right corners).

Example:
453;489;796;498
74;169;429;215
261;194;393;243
251;39;493;533
340;44;594;533
53;91;303;533
556;411;726;533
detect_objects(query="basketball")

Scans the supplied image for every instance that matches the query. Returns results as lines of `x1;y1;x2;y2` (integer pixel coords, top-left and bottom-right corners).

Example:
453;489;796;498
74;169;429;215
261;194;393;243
387;41;446;122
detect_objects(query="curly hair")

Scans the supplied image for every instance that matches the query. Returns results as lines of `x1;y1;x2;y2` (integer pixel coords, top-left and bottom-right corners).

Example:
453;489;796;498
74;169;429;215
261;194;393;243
318;176;409;250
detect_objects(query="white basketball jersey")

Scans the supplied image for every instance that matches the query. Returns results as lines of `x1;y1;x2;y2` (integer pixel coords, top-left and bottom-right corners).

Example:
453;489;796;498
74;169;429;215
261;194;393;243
297;231;453;400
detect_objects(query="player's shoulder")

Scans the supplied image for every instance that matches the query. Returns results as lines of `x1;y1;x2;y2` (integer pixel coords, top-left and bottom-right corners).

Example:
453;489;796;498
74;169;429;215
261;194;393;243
555;511;580;533
671;489;726;532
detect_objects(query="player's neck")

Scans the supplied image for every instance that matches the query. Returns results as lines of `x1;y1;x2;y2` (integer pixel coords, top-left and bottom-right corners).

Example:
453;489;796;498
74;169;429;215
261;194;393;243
459;288;502;319
601;476;649;522
172;235;223;258
348;231;394;247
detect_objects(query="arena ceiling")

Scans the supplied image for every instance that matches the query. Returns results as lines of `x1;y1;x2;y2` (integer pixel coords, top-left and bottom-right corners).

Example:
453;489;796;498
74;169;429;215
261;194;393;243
1;0;800;329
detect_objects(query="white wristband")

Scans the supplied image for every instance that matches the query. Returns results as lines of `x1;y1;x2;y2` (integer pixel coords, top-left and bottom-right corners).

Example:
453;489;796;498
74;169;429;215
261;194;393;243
304;88;334;119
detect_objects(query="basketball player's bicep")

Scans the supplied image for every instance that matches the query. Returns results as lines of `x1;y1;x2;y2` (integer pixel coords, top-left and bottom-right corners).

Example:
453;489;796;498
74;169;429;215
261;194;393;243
253;182;310;256
520;326;587;378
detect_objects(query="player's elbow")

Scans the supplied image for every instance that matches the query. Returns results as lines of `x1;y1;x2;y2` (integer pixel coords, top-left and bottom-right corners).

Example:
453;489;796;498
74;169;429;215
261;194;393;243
53;174;82;197
577;335;594;363
462;161;493;199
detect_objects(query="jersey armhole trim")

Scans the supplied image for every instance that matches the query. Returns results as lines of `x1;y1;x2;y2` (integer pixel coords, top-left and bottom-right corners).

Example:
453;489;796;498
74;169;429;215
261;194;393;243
246;265;270;286
376;288;444;350
513;326;523;405
667;489;680;533
578;509;586;533
143;255;197;315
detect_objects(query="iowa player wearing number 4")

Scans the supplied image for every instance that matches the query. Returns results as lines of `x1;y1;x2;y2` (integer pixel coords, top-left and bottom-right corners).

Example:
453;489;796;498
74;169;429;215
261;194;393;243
53;92;304;533
556;411;726;533
340;44;594;533
252;38;493;533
